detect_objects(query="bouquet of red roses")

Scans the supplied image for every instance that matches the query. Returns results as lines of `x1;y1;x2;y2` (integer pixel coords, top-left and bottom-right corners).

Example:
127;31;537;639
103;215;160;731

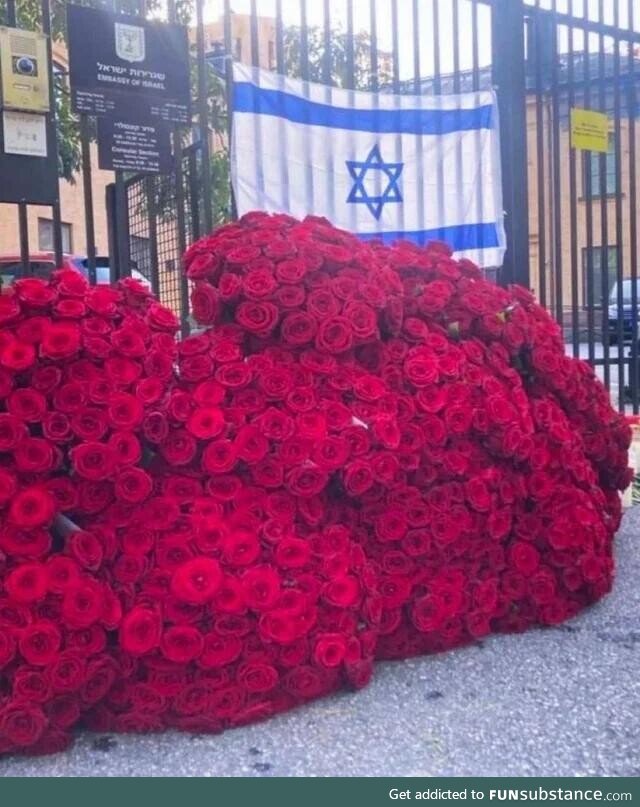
0;212;630;756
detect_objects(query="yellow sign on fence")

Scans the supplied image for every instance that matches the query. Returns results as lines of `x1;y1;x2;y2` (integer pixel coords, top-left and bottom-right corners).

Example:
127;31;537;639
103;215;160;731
570;108;609;153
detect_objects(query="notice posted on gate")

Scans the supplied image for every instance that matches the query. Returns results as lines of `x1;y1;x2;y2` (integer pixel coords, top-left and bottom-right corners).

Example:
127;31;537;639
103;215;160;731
570;107;610;153
67;4;191;125
97;118;172;173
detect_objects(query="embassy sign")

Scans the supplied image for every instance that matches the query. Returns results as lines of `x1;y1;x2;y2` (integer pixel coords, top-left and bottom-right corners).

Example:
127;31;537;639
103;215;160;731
67;5;191;125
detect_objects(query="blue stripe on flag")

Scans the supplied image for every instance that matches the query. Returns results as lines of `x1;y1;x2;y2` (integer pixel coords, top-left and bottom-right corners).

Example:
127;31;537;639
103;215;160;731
233;82;494;135
357;223;500;252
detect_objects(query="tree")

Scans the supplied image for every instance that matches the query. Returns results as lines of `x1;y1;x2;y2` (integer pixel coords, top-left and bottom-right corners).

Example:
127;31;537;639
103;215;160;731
282;24;393;90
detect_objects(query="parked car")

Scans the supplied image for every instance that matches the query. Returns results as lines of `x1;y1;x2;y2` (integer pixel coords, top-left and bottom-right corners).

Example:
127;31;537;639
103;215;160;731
608;279;640;344
0;252;148;288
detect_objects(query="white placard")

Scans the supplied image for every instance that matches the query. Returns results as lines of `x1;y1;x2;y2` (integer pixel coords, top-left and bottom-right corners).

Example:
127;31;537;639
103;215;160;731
2;110;47;157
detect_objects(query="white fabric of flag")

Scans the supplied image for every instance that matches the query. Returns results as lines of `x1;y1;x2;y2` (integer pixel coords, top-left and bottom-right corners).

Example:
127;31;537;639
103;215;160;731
231;63;506;268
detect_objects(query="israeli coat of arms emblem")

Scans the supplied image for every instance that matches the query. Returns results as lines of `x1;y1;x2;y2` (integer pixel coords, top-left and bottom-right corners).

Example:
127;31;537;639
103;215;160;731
114;22;146;63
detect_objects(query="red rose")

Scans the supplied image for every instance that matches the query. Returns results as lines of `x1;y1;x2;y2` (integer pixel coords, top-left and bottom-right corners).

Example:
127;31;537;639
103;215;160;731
18;620;61;666
235;301;279;335
62;580;104;629
191;283;220;325
274;537;312;569
70;408;109;441
237;662;279;693
202;439;237;474
343;460;374;496
160;625;204;663
283;665;328;699
281;312;317;346
49;651;87;693
187;407;225;439
70;442;117;481
114;467;153;503
9;487;56;528
315;316;353;354
171;557;222;604
286;465;328;498
0;413;27;451
313;634;348;668
0;339;36;371
199;632;243;668
241;565;281;610
5;562;48;603
7;388;47;421
108;393;144;429
120;607;162;655
0;704;47;748
160;429;197;466
41;322;81;359
68;530;104;571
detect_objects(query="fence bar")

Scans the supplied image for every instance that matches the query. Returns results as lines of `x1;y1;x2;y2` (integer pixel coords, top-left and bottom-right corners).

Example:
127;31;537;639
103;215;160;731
300;0;310;82
567;18;579;357
471;0;480;92
432;0;445;247
196;0;213;234
188;148;201;243
223;0;237;219
629;0;639;412
168;0;190;334
80;116;97;284
323;0;332;86
533;6;547;307
41;0;63;267
597;0;610;392
345;0;355;89
18;204;29;278
369;0;378;92
6;0;28;278
581;1;595;368
612;4;625;411
492;0;529;287
549;4;563;323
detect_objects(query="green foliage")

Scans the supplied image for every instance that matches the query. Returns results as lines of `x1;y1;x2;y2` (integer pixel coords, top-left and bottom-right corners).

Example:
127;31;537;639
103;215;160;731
282;24;392;90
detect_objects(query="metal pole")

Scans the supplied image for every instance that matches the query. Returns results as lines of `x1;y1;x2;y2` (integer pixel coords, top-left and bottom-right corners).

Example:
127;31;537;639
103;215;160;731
111;0;130;278
223;0;237;219
6;0;29;278
80;116;97;284
168;0;190;335
41;0;63;267
491;0;530;287
195;0;213;234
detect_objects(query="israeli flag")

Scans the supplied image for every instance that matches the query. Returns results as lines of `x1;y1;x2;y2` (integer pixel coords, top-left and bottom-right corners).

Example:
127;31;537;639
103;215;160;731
231;63;506;268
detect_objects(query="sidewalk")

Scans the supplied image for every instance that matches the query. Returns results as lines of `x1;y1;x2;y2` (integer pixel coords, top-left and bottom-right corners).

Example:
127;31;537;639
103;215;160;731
2;508;639;778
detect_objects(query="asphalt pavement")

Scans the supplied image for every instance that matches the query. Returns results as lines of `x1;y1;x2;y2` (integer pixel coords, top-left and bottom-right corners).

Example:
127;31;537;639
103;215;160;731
1;507;639;778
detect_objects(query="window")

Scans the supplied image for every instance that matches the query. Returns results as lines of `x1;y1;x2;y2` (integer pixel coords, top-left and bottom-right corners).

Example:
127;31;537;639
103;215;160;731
268;40;276;70
582;246;619;307
234;37;242;61
584;133;617;197
38;218;72;253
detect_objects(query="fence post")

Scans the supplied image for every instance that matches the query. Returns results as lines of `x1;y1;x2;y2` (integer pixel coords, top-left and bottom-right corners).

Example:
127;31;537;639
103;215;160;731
492;0;530;288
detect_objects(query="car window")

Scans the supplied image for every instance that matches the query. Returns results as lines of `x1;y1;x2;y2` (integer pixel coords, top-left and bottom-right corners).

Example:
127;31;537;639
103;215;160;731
0;261;55;286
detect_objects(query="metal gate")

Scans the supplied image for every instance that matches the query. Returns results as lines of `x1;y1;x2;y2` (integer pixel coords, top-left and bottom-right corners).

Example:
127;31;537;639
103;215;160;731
525;1;640;413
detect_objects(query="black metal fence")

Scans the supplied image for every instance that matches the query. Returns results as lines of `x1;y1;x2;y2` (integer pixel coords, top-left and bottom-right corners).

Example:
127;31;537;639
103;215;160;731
3;0;640;413
525;1;640;413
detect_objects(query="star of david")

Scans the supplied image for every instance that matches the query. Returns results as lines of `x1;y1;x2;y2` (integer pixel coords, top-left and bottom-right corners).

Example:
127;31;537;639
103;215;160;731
346;144;404;220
